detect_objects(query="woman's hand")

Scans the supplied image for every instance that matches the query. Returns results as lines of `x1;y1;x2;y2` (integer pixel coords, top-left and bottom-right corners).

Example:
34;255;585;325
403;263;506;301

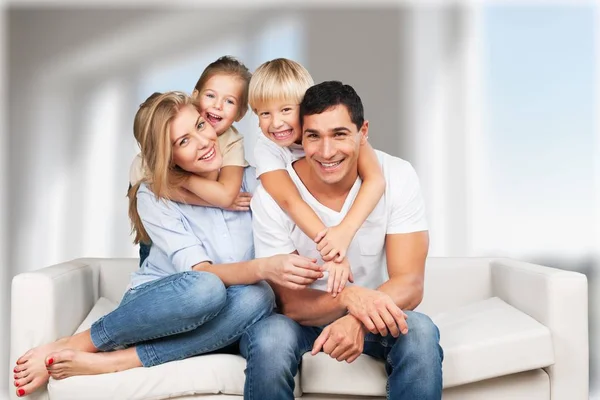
323;257;354;297
259;254;324;290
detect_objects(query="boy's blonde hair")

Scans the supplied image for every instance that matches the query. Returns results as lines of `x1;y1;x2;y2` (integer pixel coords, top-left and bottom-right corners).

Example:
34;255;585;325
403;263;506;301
249;58;314;111
128;91;198;244
193;56;252;121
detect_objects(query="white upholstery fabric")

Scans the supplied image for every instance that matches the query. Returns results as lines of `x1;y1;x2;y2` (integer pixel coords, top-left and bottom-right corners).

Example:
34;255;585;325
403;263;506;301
434;297;554;387
48;353;301;400
74;297;117;334
9;257;588;400
443;369;550;400
491;259;589;399
301;353;386;396
300;297;554;395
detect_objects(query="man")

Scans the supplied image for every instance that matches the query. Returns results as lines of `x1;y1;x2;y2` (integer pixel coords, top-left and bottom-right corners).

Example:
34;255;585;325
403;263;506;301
240;81;443;400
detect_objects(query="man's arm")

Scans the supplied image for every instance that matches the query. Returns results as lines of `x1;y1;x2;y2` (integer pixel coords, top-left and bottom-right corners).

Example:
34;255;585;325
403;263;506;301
377;230;429;310
274;258;408;336
273;280;347;326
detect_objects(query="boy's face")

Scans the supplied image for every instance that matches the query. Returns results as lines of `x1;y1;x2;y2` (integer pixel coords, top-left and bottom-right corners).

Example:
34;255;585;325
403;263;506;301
255;100;302;147
194;74;245;136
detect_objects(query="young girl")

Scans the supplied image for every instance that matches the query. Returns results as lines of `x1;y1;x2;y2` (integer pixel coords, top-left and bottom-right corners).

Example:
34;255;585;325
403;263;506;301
248;59;386;296
12;92;322;398
130;55;252;211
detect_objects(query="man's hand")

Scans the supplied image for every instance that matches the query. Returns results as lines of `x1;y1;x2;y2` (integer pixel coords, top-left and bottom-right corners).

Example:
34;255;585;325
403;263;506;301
323;257;354;297
258;254;324;290
340;286;408;337
311;314;367;363
224;192;252;211
314;225;354;262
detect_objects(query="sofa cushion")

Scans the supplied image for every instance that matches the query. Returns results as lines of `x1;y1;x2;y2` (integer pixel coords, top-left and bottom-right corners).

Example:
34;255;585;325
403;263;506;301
48;354;252;400
435;296;554;387
74;297;118;334
299;297;554;395
50;298;301;400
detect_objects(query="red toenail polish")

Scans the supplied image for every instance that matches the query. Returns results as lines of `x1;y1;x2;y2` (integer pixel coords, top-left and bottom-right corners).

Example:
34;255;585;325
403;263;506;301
14;382;18;387
13;368;17;373
18;388;24;396
47;358;54;365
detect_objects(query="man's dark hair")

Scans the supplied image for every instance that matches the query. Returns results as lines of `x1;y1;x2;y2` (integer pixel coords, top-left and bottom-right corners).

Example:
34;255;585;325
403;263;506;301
300;81;364;130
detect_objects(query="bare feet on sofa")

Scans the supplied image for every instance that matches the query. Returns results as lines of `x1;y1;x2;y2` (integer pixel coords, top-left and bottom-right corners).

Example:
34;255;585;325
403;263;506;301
47;348;142;379
13;337;71;397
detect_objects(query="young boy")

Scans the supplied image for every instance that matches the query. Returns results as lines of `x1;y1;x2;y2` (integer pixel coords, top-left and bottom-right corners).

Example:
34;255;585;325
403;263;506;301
249;58;386;296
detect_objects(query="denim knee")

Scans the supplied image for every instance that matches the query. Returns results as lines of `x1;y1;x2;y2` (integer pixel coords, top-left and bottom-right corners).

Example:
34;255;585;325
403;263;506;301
238;281;275;320
245;314;299;366
174;271;227;321
390;311;443;367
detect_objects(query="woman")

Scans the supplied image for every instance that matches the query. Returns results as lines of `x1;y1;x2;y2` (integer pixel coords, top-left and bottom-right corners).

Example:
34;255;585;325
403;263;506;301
12;91;324;398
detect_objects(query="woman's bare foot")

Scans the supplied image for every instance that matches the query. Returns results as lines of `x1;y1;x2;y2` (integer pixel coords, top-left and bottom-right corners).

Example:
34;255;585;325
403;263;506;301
47;348;142;379
13;338;71;397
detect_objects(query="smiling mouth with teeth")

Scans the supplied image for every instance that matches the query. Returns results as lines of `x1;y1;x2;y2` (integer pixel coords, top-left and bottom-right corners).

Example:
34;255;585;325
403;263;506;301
206;112;223;125
199;147;216;161
319;160;343;168
271;129;293;140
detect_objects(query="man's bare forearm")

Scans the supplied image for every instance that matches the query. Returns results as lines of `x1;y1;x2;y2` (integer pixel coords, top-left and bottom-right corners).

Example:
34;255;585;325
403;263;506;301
274;285;347;326
377;274;424;311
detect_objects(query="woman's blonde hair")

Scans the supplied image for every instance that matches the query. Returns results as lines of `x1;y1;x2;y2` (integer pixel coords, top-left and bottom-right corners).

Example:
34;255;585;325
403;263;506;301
248;58;314;111
193;55;252;121
128;91;198;244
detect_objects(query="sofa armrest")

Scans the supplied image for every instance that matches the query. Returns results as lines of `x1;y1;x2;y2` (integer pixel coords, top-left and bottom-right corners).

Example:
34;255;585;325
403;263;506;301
9;259;98;400
491;258;588;400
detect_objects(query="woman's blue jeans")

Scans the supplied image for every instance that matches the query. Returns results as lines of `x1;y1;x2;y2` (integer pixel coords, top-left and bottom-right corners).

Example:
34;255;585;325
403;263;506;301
89;271;275;367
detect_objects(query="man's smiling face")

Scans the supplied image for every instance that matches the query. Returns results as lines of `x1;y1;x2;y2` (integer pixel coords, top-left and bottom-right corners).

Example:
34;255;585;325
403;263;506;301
302;104;368;185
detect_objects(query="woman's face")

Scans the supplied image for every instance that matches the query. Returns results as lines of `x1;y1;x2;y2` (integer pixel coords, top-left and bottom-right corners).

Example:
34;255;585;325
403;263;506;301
169;105;223;175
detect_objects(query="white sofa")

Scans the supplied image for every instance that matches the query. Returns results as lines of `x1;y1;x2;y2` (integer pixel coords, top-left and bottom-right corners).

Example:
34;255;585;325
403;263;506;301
9;257;589;400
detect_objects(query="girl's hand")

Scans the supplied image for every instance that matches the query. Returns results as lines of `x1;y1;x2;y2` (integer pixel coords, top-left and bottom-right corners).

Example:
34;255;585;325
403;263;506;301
225;192;252;211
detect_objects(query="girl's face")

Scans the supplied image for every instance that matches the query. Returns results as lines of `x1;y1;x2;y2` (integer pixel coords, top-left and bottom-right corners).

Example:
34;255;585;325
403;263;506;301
169;105;223;175
195;74;245;136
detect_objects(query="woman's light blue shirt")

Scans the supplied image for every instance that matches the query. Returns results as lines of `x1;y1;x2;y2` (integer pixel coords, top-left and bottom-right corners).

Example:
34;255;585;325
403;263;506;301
130;167;258;288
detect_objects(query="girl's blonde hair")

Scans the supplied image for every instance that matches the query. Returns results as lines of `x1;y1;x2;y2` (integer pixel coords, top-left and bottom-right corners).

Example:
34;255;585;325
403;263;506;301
248;58;314;111
128;91;198;244
193;55;252;121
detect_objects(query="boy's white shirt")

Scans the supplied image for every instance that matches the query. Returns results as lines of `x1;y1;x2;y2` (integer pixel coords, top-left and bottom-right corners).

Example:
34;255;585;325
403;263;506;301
251;150;428;292
253;133;306;177
129;126;248;186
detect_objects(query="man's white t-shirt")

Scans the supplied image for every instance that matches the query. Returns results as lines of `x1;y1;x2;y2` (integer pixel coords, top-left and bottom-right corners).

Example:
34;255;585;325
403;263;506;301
253;134;306;178
251;150;428;291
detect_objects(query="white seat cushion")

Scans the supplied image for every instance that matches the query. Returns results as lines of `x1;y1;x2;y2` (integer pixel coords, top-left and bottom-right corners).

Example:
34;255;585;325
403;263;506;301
48;354;251;400
435;296;554;387
74;297;118;334
299;297;554;395
50;298;301;400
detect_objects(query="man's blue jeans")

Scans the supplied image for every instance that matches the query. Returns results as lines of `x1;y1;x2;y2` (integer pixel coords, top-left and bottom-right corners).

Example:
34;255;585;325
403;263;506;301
90;271;275;367
240;312;443;400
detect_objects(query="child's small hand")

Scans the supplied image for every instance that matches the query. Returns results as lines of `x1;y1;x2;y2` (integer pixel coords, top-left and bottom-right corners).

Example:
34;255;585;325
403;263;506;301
323;257;354;297
314;225;353;262
225;192;252;211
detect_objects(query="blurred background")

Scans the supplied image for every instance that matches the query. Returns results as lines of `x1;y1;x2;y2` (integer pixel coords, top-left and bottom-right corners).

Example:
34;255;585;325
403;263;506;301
1;0;598;398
